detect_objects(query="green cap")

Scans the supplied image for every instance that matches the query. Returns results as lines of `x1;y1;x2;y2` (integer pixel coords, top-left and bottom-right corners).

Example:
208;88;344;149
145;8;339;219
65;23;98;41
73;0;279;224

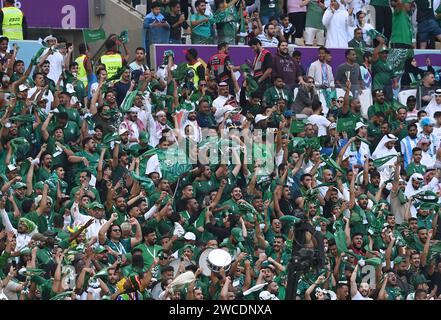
393;256;405;265
139;131;150;143
34;181;45;190
261;260;275;270
12;182;27;189
411;274;430;286
87;201;105;210
419;202;438;211
318;216;331;225
94;245;107;254
20;247;32;255
358;194;368;200
182;244;195;252
243;212;255;223
231;227;244;242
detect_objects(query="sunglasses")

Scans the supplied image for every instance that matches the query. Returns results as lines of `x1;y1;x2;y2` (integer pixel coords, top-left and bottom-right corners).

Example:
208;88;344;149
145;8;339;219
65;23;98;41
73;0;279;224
112;229;121;232
199;83;207;87
308;81;314;84
159;256;168;260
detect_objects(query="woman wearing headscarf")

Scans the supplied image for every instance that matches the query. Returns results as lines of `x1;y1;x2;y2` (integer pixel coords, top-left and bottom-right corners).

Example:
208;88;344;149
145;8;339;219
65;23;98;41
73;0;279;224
400;57;424;90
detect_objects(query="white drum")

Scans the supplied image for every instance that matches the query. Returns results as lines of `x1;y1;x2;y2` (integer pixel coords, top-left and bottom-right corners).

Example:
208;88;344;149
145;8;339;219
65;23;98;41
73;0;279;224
169;258;192;277
198;248;214;277
207;249;232;273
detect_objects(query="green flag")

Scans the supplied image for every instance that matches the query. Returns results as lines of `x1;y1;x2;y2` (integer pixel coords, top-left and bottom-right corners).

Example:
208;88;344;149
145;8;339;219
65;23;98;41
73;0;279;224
157;145;192;185
336;117;356;133
83;28;107;43
120;90;138;113
372;155;397;168
119;30;129;44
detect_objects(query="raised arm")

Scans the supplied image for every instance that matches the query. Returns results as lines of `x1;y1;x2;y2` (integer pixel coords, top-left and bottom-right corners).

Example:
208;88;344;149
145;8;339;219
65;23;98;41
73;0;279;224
98;212;118;245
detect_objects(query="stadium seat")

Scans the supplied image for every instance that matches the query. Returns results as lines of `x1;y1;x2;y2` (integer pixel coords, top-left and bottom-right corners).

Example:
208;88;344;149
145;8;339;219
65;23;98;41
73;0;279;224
398;89;417;105
359;89;373;120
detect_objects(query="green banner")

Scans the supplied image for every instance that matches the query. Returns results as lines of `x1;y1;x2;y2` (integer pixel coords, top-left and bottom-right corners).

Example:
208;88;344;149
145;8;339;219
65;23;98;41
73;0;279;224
83;28;106;43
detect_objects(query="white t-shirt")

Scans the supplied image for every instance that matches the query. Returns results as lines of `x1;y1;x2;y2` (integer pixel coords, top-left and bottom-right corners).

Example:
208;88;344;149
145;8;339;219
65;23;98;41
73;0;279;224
352;291;373;300
43;49;64;83
28;86;54;113
307;114;331;136
256;34;279;47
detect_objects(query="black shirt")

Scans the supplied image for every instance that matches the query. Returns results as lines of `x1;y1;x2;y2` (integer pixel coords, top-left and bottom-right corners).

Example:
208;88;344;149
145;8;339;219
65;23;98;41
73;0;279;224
416;0;435;23
114;80;131;106
165;13;189;41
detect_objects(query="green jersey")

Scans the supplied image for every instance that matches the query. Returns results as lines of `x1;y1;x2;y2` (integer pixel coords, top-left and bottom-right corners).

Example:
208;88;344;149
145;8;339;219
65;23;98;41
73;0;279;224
305;0;324;29
390;9;412;45
372;59;394;91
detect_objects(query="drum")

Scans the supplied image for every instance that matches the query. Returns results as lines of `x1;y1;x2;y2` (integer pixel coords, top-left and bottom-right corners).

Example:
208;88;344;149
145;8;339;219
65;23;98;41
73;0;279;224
207;249;232;273
61;265;76;290
198;248;214;277
169;258;192;277
151;281;164;300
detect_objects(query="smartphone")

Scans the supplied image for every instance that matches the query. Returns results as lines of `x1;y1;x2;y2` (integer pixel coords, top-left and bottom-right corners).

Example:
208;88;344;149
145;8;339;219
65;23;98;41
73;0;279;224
11;260;17;268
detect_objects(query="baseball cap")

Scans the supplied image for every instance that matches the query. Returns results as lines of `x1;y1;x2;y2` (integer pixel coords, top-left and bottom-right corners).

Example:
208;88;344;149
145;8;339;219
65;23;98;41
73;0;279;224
379;46;389;53
255;114;268;123
284;110;294;118
118;127;128;135
259;290;279;300
435;89;441;96
139;131;150;143
87;201;105;210
355;121;367;131
183;232;196;241
12;182;26;189
7;164;17;172
231;227;244;242
18;84;29;92
329;122;337;130
44;35;57;42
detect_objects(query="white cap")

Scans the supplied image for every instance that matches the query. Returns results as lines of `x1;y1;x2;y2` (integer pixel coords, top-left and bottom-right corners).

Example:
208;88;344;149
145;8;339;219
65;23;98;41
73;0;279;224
183;232;196;241
71;96;79;105
43;35;57;42
66;84;76;94
255;114;268;123
118;127;128;135
35;195;53;206
259;291;279;300
355;122;367;131
329;122;337;130
129;107;140;113
7;164;17;172
18;84;29;92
